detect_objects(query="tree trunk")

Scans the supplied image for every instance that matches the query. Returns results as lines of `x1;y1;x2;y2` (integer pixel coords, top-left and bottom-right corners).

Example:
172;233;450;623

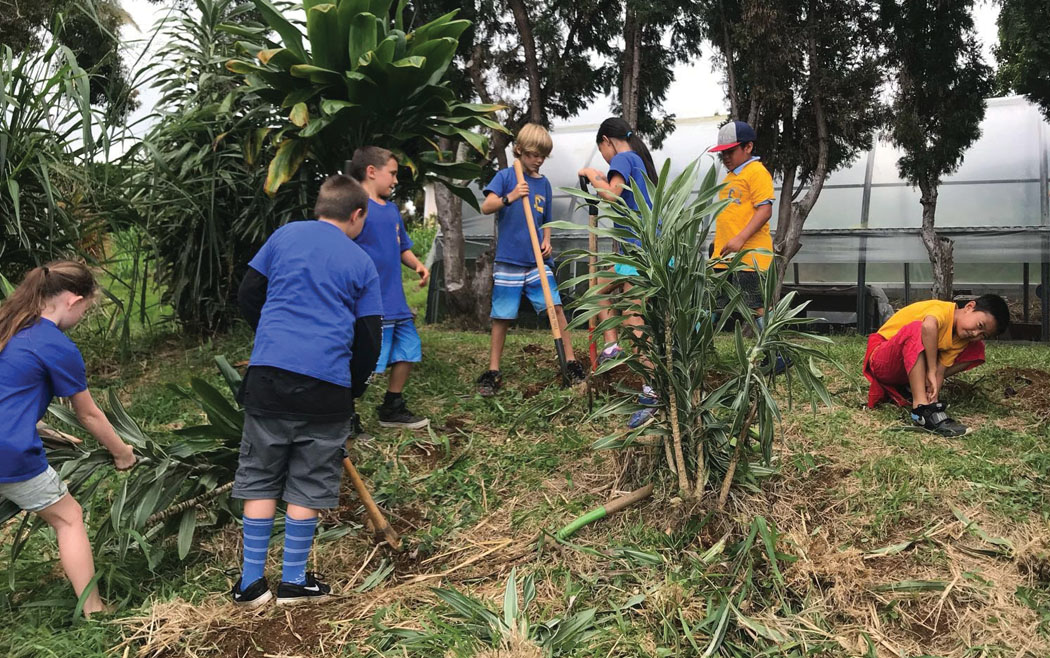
719;7;739;119
467;45;510;170
918;180;954;300
621;5;642;127
773;32;829;300
507;0;544;125
433;141;491;326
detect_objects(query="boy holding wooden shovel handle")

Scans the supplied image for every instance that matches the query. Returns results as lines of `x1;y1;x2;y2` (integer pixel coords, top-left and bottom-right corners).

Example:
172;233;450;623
475;124;587;397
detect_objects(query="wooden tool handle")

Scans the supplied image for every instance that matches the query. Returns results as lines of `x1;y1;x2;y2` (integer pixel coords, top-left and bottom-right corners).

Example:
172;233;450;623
343;455;401;550
513;160;561;338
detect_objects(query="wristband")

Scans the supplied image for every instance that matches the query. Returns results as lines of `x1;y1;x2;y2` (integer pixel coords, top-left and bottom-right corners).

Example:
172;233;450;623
501;195;511;206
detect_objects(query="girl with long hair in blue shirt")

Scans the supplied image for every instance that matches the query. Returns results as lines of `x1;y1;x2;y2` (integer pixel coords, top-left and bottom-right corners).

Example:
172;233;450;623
0;261;137;617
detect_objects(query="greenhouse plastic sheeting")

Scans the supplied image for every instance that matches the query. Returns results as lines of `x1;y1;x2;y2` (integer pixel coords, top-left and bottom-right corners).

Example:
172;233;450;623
438;95;1049;275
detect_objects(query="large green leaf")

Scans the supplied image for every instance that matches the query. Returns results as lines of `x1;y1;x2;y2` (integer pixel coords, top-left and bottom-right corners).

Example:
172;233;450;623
348;12;381;69
251;0;307;62
265;138;310;196
307;4;343;71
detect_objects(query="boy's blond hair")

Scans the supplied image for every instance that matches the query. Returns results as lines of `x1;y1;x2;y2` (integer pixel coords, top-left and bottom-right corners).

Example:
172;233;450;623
513;123;553;158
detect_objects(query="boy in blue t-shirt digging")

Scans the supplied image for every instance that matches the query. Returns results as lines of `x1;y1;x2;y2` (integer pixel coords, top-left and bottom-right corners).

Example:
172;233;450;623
475;124;586;396
350;147;430;432
231;174;384;607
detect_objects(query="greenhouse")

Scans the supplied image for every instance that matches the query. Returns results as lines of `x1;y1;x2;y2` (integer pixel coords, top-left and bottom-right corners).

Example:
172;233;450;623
427;95;1050;340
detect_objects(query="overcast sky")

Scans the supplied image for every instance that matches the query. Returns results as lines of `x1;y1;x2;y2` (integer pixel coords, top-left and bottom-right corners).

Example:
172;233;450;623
119;1;1003;134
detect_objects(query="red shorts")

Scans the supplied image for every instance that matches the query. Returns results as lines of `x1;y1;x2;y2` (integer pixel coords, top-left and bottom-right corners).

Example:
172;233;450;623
862;320;985;408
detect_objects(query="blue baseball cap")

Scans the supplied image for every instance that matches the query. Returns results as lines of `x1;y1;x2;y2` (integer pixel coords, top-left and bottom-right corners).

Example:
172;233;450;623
709;120;757;152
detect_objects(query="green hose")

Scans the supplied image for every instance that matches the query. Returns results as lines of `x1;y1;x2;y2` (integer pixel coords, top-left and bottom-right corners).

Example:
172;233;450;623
555;506;607;541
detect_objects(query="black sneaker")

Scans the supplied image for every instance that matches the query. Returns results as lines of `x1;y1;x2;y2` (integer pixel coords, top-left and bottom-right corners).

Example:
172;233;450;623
276;572;331;606
350;412;373;442
566;360;587;386
232;576;272;608
911;402;969;437
377;397;430;430
476;370;502;397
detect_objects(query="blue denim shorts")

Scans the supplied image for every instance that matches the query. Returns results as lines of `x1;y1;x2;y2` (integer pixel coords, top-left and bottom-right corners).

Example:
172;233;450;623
0;466;68;512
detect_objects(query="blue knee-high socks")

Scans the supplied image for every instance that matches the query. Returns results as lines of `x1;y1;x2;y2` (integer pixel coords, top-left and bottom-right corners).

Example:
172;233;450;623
281;516;319;585
240;516;274;588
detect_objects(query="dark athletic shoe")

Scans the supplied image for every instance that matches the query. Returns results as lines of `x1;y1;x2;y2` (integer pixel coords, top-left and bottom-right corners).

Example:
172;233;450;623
566;360;587;386
760;352;792;375
476;370;502;397
377;398;430;430
911;403;969;437
350;412;373;442
232;576;272;608
276;572;331;606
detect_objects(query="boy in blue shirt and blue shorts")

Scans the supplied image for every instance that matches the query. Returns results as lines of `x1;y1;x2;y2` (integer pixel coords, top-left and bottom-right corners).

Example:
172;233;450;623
350;147;431;431
475;124;586;396
231;174;384;607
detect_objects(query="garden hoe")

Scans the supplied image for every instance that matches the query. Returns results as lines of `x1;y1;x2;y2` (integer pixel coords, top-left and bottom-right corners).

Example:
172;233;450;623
342;445;401;550
514;159;569;387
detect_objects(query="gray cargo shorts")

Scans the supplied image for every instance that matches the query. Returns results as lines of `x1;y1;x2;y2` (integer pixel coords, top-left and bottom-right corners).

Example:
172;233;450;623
0;466;68;512
715;270;764;310
232;413;352;509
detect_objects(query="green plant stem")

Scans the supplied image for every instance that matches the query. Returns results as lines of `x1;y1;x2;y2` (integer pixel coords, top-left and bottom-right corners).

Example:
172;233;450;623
145;481;234;526
718;402;757;509
665;317;690;495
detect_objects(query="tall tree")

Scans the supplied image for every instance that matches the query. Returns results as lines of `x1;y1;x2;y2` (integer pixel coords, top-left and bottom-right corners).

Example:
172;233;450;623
882;0;991;301
2;0;139;117
613;1;704;146
995;0;1050;121
701;0;884;293
411;0;618;323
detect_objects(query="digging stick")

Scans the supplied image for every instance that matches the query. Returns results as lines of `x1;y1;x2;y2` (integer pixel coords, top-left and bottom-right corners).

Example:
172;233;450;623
514;159;569;386
554;483;654;540
579;175;599;372
342;449;401;550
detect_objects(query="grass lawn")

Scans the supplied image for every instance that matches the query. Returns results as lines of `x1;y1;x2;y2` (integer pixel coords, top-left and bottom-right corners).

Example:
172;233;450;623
2;277;1048;657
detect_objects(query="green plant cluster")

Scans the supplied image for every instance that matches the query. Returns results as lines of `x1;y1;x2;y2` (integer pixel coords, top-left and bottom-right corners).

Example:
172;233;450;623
554;159;833;504
223;0;506;205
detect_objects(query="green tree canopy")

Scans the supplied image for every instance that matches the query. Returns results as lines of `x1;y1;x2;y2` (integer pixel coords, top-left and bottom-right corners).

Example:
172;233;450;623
882;0;991;300
995;0;1050;121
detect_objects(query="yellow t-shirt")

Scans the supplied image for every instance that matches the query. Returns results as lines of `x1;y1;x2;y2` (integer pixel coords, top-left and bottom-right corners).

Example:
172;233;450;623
713;158;775;271
876;300;969;367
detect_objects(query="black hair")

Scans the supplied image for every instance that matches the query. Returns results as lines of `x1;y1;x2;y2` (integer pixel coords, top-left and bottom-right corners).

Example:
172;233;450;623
596;117;658;182
972;294;1010;336
314;174;369;221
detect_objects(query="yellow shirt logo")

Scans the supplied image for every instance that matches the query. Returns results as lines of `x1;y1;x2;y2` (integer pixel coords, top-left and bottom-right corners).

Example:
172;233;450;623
533;193;546;216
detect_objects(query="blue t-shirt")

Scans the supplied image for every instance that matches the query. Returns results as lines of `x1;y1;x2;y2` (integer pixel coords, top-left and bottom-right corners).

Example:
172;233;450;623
608;151;653;247
248;220;384;387
0;318;88;483
354;199;414;322
484;167;553;267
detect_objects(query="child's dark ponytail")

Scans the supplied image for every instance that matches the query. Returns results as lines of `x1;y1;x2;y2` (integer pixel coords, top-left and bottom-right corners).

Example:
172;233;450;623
596;117;658;182
0;261;95;353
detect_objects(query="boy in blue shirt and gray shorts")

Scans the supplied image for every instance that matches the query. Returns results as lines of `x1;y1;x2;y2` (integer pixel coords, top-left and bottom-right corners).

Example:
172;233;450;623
475;124;586;396
230;174;384;607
